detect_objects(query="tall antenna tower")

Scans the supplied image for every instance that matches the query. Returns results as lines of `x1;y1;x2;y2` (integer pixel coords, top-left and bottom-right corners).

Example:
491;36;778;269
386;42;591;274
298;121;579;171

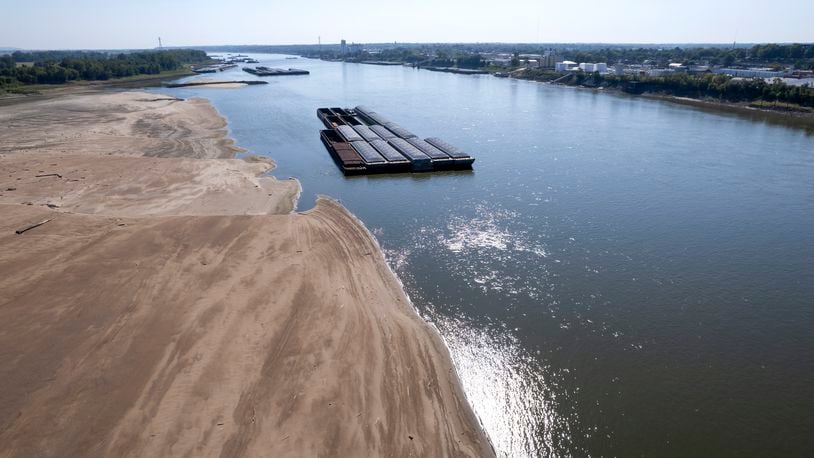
158;37;163;49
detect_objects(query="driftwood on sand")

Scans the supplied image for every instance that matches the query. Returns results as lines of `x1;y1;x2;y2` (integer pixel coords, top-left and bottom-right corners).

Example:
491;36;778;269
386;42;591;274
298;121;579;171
15;218;51;234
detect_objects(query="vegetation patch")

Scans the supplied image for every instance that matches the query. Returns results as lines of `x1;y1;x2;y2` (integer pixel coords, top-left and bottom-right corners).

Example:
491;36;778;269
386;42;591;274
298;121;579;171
1;49;210;90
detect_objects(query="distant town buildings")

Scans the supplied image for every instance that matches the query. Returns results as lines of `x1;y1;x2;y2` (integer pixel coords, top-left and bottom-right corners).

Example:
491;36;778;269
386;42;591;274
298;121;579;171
713;67;787;78
554;61;608;73
338;40;363;55
365;46;801;83
519;49;558;68
645;68;673;77
541;50;558;68
550;59;790;80
481;49;557;69
488;54;513;66
555;61;577;72
578;62;607;73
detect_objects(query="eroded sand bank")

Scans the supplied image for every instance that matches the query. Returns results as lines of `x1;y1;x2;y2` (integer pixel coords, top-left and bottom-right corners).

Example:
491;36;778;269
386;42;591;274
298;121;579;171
0;91;493;457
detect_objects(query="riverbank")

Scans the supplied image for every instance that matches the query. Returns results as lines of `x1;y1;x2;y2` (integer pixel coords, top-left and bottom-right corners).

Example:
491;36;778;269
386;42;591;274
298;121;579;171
608;89;814;127
0;90;493;456
645;93;814;123
504;72;814;128
0;67;196;101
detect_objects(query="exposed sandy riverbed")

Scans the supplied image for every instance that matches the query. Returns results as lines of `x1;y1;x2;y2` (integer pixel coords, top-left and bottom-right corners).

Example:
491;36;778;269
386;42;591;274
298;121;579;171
0;91;493;456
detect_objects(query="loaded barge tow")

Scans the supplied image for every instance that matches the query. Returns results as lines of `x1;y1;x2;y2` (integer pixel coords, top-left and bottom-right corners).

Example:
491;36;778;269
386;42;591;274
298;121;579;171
244;66;310;76
317;106;475;175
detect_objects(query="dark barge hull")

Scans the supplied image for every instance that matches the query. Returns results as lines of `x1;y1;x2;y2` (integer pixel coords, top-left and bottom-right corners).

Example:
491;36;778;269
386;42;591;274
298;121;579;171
320;130;411;175
425;137;475;168
317;109;363;130
243;67;310;76
317;107;476;175
320;130;366;175
317;108;335;127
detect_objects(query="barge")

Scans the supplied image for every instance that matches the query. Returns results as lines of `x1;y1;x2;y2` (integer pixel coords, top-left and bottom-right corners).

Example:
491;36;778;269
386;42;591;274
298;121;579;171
369;139;411;171
388;138;433;171
420;66;489;75
405;137;455;169
164;80;268;88
243;66;310;76
192;63;238;73
369;124;397;140
425;137;477;167
320;129;366;174
336;125;364;142
316;106;475;175
351;124;382;142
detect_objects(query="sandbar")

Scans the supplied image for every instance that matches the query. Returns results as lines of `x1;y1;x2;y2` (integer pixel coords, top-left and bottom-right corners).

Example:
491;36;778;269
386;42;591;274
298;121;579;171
0;91;493;456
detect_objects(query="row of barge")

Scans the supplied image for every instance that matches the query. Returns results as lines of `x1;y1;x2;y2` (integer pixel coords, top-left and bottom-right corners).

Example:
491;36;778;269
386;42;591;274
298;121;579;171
243;66;310;76
318;106;475;174
192;63;238;73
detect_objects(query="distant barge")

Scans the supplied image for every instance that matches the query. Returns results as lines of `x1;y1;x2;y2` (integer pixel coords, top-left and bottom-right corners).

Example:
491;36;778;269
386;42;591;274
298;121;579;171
420;66;489;75
243;66;310;76
360;61;403;66
192;63;238;73
317;106;475;175
164;80;268;88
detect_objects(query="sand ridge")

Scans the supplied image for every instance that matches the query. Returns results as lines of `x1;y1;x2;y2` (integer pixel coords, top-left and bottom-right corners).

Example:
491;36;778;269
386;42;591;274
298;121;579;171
0;91;299;216
0;91;241;159
0;91;494;457
0;154;297;216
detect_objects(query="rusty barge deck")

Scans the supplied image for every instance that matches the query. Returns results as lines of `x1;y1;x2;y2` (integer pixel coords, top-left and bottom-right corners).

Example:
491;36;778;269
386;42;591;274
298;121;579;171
316;106;475;175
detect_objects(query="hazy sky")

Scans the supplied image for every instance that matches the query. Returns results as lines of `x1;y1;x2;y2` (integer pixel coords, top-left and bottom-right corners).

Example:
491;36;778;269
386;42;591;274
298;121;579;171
3;0;812;49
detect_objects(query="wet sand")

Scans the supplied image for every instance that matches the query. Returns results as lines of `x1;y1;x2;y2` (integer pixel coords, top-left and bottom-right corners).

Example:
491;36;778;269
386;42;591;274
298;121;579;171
0;91;493;456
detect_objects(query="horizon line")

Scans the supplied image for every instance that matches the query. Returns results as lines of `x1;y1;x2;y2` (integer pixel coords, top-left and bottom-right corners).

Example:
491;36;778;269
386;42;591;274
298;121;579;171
4;40;814;52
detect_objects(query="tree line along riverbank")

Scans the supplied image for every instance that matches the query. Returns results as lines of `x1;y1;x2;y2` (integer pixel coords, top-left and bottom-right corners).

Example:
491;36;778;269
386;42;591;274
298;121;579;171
514;69;814;114
300;43;814;70
0;49;211;94
303;42;814;115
